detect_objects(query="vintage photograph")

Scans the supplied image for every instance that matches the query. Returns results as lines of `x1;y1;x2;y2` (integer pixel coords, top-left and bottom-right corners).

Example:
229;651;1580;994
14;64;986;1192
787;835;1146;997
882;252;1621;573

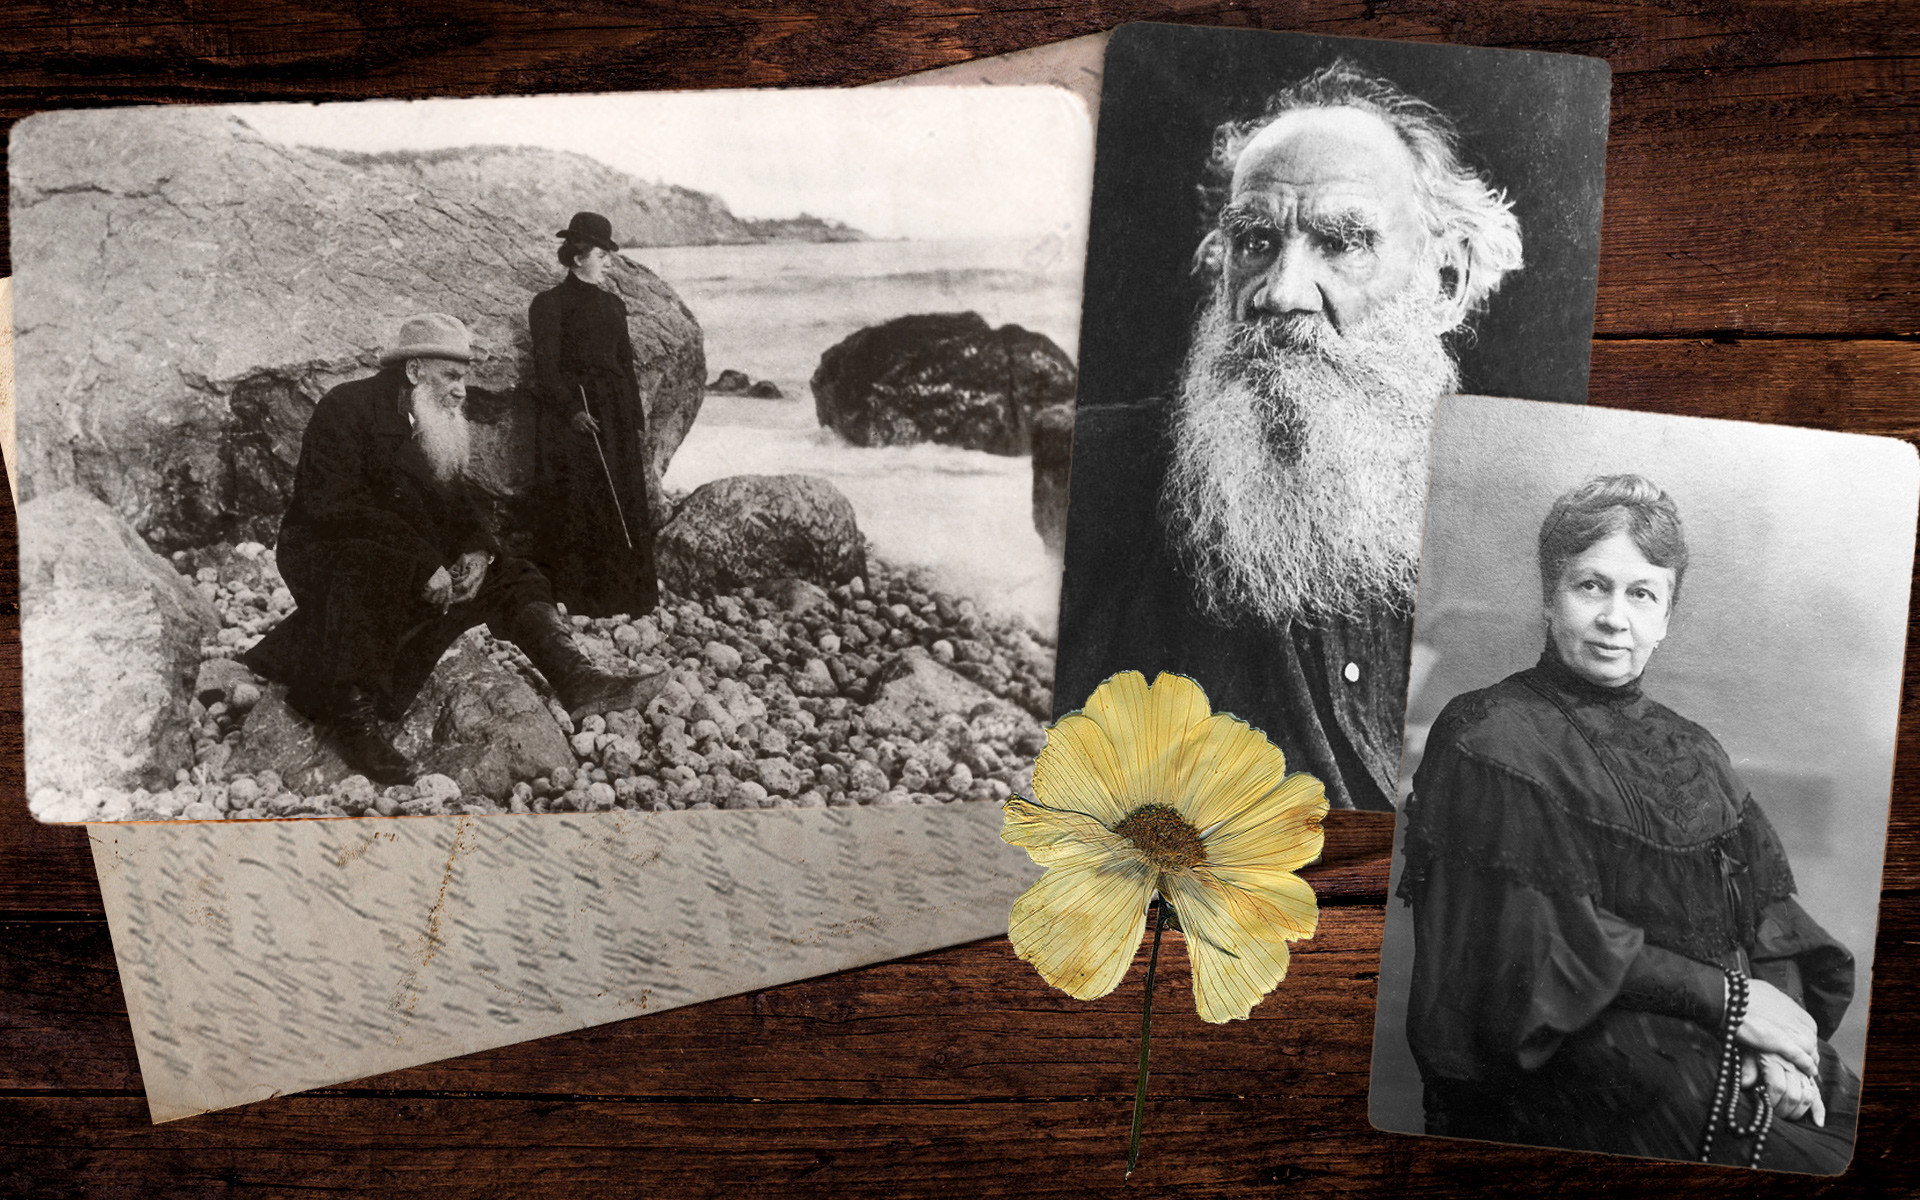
1369;396;1917;1172
1055;25;1611;811
14;86;1090;822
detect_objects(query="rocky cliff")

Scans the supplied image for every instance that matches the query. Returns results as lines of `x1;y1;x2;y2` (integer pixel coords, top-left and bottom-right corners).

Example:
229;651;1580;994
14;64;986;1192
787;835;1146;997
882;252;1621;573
321;145;867;248
10;106;705;550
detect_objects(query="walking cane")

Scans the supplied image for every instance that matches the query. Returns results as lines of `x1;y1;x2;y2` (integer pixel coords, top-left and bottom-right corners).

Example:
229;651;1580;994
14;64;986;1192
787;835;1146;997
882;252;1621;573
577;385;635;550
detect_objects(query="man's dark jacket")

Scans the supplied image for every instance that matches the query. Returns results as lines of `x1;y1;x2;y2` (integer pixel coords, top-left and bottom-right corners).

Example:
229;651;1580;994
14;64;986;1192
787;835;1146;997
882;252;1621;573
245;368;512;708
1055;401;1410;812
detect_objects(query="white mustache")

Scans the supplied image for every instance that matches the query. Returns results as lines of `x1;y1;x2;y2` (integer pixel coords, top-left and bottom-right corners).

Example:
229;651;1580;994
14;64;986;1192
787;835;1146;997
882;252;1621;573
1163;282;1458;627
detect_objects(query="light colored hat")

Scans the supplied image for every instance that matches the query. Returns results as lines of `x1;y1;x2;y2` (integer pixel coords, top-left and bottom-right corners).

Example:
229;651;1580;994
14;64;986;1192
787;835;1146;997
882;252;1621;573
378;313;477;366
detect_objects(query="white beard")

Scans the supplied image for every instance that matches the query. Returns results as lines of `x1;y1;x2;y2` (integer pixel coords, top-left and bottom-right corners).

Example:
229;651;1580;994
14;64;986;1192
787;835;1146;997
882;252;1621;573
1163;283;1458;629
410;387;472;486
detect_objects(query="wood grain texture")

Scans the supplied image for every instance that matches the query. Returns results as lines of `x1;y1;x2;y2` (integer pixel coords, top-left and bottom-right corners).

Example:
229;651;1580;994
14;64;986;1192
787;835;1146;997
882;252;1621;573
7;904;1915;1099
5;1089;1919;1199
1;0;1916;1194
1;907;1917;1196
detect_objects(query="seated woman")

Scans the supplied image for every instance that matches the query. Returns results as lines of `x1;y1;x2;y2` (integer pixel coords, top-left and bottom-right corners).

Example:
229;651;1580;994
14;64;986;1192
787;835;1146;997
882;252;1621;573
1398;474;1860;1171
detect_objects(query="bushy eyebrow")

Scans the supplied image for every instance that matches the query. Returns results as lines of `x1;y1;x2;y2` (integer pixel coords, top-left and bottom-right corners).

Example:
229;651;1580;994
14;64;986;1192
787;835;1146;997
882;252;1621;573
1302;208;1381;248
1216;198;1382;247
1217;200;1277;234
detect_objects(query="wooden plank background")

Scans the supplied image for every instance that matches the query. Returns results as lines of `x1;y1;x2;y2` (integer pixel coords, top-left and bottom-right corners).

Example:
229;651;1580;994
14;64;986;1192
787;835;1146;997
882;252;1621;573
2;2;1916;1195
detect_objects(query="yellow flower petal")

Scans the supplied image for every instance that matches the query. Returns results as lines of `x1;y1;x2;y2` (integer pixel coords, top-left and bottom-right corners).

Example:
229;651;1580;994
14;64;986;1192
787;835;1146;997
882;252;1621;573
1031;708;1134;825
1002;794;1129;867
1081;672;1214;812
1194;860;1320;941
1161;869;1308;1023
1202;773;1328;874
1172;710;1294;834
1010;671;1323;1021
1007;841;1156;1001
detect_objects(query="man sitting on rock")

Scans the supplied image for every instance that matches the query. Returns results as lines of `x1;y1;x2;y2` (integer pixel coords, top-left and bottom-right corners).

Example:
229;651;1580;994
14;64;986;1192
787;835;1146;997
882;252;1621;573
245;312;666;785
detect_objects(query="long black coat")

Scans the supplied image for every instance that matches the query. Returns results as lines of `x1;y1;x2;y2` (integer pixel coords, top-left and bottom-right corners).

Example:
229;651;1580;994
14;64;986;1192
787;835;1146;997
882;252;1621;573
1053;400;1409;812
528;272;660;618
246;369;542;711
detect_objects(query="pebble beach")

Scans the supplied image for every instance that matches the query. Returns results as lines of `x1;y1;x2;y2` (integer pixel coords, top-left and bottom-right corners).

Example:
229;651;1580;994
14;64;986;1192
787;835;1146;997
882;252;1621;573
80;540;1054;822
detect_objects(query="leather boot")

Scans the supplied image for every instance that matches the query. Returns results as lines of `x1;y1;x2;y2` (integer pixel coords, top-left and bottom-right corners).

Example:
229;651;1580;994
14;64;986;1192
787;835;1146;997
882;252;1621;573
330;686;416;786
511;602;670;722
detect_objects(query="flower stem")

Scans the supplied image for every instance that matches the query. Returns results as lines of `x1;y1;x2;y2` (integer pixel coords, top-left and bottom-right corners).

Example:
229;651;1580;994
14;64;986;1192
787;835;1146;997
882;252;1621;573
1125;899;1168;1180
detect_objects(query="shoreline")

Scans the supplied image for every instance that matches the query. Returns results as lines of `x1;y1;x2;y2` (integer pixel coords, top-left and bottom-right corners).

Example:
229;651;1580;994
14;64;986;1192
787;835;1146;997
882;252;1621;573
31;538;1053;824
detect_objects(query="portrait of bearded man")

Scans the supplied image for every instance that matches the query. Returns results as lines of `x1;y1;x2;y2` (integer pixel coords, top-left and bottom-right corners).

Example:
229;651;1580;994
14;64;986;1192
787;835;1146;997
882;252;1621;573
1056;33;1607;812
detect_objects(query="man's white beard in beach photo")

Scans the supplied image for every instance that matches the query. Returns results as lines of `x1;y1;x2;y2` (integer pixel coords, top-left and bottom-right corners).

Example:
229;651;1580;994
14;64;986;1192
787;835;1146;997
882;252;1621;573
411;386;473;487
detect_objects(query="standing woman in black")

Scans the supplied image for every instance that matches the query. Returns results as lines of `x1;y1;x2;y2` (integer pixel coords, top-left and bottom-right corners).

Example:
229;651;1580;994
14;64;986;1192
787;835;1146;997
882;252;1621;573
528;211;661;619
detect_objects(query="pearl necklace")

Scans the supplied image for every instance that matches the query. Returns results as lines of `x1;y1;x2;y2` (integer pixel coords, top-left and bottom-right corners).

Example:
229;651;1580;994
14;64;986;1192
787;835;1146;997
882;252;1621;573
1699;966;1774;1168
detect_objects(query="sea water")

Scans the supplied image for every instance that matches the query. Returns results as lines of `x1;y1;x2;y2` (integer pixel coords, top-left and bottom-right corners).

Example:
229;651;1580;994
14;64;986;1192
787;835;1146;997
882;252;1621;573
629;238;1082;632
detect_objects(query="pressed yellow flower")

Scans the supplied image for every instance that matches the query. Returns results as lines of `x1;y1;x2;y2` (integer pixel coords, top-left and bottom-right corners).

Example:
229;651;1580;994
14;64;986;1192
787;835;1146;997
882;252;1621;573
1002;670;1326;1024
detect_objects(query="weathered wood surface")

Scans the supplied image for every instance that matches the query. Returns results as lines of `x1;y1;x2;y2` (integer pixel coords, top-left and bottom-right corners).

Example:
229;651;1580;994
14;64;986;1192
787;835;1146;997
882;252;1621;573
7;903;1917;1096
1;0;1916;1195
1;907;1916;1196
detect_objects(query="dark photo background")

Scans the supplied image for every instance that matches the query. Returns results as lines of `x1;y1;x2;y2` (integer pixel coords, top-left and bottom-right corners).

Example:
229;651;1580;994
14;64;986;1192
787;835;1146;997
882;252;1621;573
1075;22;1612;410
1369;395;1918;1140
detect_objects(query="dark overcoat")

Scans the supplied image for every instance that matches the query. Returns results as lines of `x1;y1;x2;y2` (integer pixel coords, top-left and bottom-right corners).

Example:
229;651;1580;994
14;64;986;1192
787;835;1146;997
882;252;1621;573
1054;399;1409;812
528;272;660;618
1398;651;1859;1169
246;368;540;712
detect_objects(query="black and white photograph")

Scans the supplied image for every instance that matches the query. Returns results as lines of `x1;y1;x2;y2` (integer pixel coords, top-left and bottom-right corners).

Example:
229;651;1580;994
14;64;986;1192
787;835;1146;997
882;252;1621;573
1369;395;1917;1173
13;85;1091;822
1055;24;1611;811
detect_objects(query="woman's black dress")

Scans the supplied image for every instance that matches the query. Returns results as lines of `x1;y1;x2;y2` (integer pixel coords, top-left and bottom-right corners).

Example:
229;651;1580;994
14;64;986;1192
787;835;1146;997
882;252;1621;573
1399;648;1860;1172
527;272;659;618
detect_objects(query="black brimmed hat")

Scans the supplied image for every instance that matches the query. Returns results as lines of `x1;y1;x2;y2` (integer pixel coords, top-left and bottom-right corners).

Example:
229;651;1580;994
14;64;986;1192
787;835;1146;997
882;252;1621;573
556;211;619;253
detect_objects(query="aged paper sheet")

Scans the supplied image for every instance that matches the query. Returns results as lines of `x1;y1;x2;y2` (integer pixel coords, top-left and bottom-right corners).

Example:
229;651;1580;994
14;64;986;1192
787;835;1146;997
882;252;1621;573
94;807;1035;1122
59;34;1109;1122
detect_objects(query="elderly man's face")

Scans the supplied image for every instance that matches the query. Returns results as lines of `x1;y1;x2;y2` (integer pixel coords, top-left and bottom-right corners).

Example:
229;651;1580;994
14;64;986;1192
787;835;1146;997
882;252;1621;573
1168;105;1462;628
1219;107;1429;335
407;358;468;413
406;357;473;484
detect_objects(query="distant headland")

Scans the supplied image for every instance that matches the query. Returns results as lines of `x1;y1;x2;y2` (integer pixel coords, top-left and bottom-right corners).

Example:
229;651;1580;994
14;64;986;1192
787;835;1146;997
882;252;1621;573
315;144;869;246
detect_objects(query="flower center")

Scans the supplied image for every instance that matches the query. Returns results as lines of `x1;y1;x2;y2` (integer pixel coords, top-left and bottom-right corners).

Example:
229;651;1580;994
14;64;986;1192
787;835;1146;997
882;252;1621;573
1113;803;1207;871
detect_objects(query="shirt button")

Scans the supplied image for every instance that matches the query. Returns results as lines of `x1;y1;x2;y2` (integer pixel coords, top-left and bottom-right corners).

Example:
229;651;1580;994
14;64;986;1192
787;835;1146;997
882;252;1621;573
1343;662;1361;684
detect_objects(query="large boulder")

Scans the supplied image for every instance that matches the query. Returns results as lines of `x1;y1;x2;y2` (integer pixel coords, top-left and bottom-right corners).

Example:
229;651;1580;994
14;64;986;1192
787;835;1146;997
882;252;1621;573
227;638;572;798
655;474;866;596
809;312;1077;455
20;489;220;798
1030;403;1074;556
9;107;704;551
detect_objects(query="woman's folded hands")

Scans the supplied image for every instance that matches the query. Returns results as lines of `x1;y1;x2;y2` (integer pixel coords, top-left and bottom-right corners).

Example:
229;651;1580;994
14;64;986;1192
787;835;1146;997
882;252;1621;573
1743;1050;1827;1127
1736;978;1825;1126
1737;977;1820;1075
